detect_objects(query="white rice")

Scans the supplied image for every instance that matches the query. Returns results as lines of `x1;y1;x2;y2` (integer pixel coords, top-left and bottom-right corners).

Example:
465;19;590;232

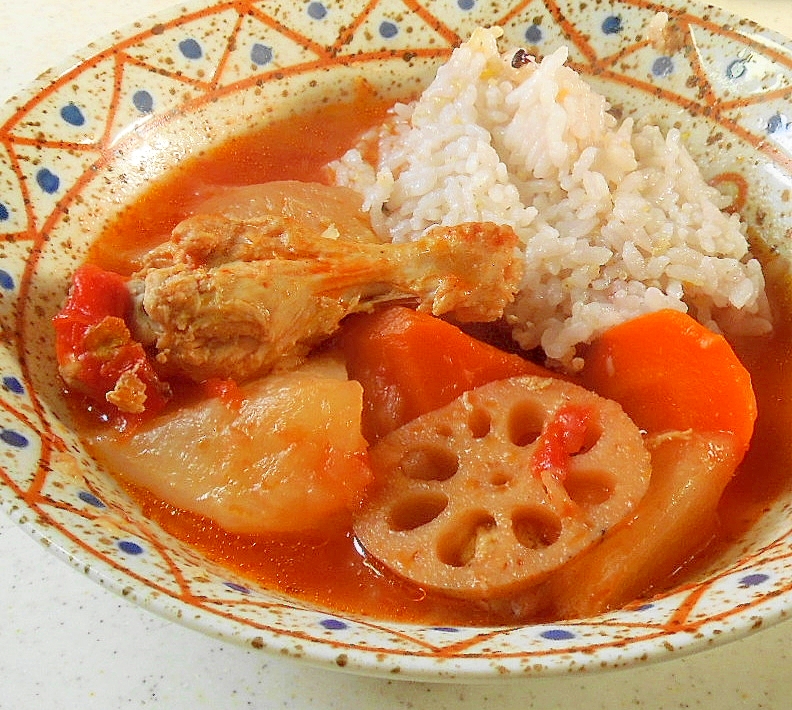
329;26;771;371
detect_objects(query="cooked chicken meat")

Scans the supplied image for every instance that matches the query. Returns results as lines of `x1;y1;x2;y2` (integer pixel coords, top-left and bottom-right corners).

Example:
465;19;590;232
129;182;523;383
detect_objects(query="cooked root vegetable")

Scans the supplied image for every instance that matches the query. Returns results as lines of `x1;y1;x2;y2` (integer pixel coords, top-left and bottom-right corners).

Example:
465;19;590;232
581;309;756;451
53;264;170;422
353;375;651;599
544;430;742;618
190;181;383;244
341;306;559;441
88;356;372;534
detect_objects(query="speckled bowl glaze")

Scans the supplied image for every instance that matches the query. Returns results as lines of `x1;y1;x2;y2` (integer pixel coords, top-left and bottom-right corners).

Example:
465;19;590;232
3;0;792;681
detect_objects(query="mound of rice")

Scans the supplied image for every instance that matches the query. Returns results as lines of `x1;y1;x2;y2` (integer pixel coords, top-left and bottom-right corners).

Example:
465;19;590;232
330;26;771;371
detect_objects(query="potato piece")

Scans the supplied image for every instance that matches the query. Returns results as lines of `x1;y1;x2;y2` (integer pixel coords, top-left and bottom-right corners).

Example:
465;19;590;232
353;376;651;599
89;356;372;534
193;181;382;244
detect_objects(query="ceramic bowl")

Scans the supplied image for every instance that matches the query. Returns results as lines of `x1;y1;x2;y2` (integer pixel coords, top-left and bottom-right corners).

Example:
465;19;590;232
3;0;792;681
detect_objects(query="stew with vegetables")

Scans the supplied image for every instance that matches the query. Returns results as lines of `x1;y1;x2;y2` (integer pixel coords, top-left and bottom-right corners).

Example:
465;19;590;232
52;93;792;626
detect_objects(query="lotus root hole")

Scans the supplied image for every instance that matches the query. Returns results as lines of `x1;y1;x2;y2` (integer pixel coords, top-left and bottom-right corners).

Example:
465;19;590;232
511;507;562;549
434;423;454;438
437;511;497;568
467;406;491;438
507;399;545;447
489;469;513;487
564;469;615;508
570;418;604;457
387;491;449;532
398;445;459;481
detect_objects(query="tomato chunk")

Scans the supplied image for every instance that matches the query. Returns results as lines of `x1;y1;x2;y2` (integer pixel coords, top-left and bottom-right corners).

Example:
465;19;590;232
532;404;592;480
53;264;169;425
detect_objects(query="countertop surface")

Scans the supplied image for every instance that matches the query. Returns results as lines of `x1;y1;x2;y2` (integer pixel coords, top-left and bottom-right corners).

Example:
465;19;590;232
2;1;792;708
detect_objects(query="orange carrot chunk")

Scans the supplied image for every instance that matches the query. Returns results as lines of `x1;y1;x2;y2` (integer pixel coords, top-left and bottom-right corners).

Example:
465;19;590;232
580;309;757;452
340;306;560;442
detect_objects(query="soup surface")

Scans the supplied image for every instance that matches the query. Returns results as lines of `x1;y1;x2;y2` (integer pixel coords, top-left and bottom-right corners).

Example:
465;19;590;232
65;92;792;627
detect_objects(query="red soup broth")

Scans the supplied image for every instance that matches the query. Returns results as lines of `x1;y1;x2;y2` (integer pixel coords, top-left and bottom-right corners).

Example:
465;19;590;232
77;94;792;626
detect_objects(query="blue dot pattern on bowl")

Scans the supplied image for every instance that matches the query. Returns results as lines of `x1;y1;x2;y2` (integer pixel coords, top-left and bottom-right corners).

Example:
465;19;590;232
0;429;28;448
133;90;155;114
380;21;398;39
602;15;623;34
525;25;543;44
320;618;348;631
224;581;252;594
540;629;576;641
2;376;24;394
35;168;60;194
251;43;274;66
117;540;145;556
60;103;86;126
307;2;327;21
727;58;748;80
768;113;791;135
178;38;203;60
652;55;674;77
740;573;770;587
78;491;106;508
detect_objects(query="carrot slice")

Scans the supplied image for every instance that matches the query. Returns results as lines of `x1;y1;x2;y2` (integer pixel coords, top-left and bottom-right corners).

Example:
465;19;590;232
580;309;756;452
340;306;559;442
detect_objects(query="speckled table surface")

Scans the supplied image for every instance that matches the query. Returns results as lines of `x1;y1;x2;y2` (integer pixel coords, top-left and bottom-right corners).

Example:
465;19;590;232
2;1;792;708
